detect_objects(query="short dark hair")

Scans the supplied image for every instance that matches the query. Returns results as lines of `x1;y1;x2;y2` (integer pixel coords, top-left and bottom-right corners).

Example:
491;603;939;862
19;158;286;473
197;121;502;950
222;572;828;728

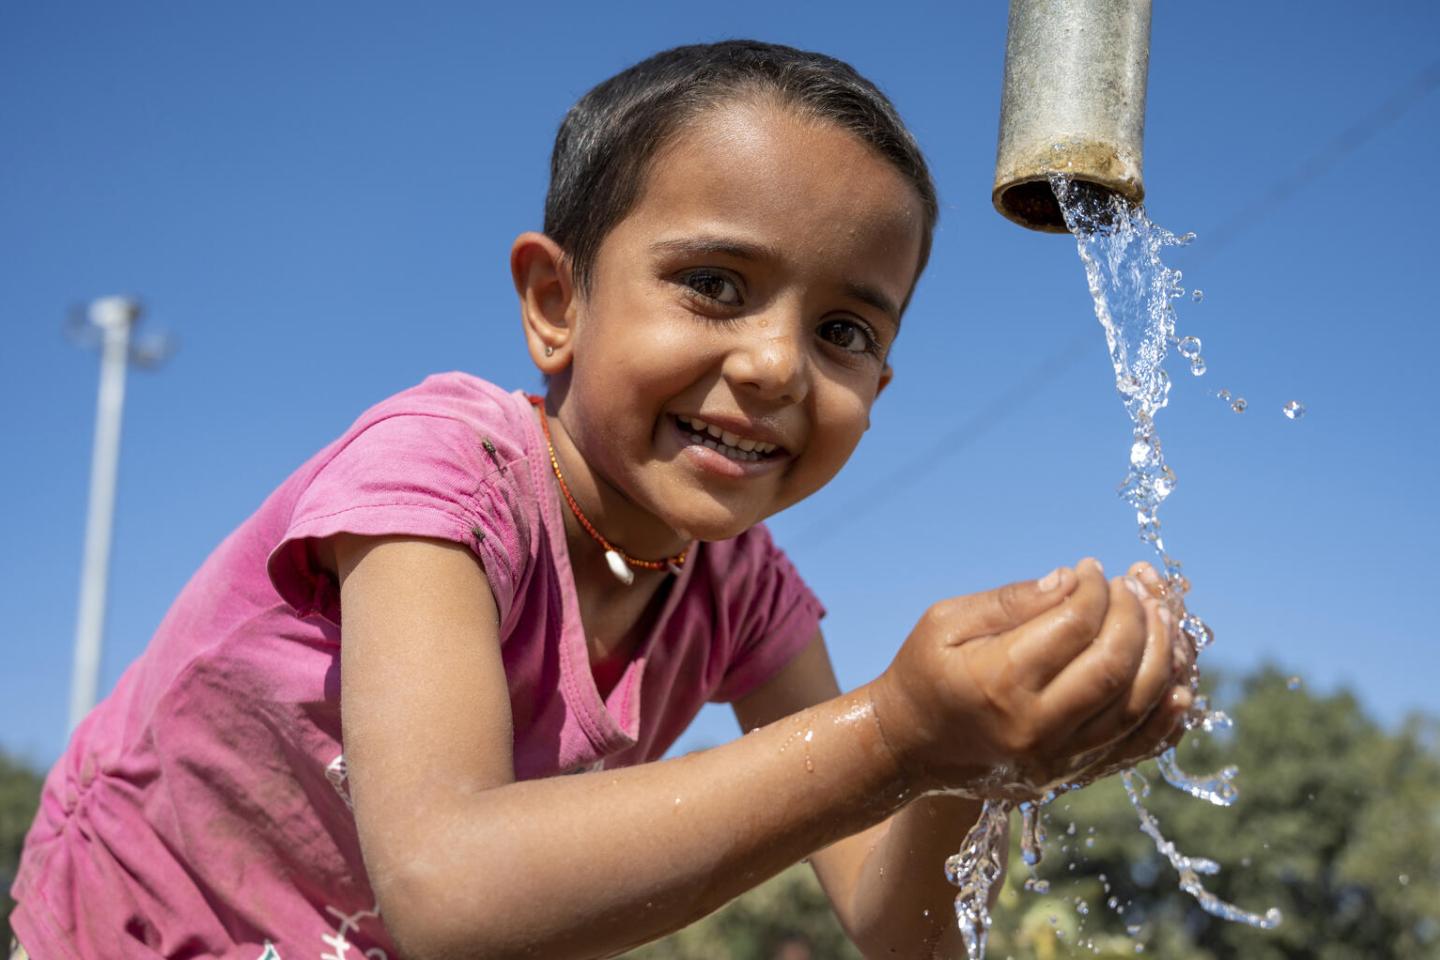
544;40;938;305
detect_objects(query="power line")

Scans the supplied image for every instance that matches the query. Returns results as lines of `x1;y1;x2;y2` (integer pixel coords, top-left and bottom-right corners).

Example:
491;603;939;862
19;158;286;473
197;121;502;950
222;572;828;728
793;57;1440;549
1194;58;1440;262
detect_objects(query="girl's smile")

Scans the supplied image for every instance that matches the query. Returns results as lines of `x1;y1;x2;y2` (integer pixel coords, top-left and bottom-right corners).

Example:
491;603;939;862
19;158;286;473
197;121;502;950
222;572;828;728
517;97;926;558
667;411;791;479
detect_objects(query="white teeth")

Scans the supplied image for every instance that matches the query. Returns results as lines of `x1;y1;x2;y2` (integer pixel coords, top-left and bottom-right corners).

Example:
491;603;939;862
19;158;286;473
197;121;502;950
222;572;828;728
676;414;781;460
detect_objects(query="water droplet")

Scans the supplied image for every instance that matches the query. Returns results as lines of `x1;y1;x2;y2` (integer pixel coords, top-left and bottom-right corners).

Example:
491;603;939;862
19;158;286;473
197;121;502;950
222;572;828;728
1231;397;1247;413
1067;822;1077;836
1180;614;1214;651
1178;231;1197;245
1177;336;1202;360
1192;289;1204;302
1399;873;1411;886
1126;924;1142;936
1283;400;1306;420
1190;357;1207;377
1107;896;1120;911
1153;465;1177;500
1075;899;1090;916
1216;388;1231;402
1085;837;1096;848
1024;877;1051;894
1287;676;1302;691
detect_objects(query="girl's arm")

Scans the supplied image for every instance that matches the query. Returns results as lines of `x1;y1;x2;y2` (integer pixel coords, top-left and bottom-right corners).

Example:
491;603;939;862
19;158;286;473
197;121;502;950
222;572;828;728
733;635;992;958
334;535;1186;960
334;534;907;960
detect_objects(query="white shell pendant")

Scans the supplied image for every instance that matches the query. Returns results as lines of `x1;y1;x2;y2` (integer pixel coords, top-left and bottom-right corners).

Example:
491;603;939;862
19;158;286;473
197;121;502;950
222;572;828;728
604;548;635;586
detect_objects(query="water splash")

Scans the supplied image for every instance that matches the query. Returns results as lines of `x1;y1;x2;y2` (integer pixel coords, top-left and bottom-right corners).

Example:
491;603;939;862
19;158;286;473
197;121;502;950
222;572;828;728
1122;770;1282;929
946;800;1009;960
1050;173;1280;931
943;178;1282;957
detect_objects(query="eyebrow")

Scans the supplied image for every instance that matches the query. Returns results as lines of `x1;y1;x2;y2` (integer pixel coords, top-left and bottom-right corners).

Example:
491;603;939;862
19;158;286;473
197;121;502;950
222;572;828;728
650;235;903;327
650;235;781;263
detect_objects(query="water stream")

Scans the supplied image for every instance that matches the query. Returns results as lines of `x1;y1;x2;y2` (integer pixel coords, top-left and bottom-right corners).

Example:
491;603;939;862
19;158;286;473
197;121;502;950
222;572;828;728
946;177;1281;958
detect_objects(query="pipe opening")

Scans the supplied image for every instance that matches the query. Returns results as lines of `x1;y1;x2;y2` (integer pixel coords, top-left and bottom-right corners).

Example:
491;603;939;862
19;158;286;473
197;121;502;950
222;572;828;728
995;178;1121;234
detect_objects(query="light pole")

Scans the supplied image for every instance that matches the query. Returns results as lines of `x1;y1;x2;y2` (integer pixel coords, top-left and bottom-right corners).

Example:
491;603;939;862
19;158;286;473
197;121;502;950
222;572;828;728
65;295;174;731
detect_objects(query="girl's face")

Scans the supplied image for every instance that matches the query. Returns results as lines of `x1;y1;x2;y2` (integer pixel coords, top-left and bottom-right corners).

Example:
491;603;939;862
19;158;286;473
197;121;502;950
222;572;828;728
555;98;925;545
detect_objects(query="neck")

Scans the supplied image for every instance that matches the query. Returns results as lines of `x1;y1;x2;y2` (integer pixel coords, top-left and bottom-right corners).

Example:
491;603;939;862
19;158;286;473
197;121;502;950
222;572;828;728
535;400;691;573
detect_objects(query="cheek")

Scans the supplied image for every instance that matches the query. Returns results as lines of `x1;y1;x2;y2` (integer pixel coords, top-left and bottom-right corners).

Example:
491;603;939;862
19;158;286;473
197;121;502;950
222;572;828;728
804;391;874;475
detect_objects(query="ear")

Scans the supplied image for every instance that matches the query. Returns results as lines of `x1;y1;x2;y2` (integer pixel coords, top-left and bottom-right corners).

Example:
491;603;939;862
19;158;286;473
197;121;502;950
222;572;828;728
876;363;894;398
512;231;577;376
866;363;893;431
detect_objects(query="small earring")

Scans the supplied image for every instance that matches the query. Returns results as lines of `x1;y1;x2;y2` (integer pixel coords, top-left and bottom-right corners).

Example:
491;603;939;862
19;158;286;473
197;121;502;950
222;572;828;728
544;345;554;357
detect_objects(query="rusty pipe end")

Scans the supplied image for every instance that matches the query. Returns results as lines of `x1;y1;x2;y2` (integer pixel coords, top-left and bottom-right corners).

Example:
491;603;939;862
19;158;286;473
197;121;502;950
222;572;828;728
993;140;1146;232
994;0;1152;233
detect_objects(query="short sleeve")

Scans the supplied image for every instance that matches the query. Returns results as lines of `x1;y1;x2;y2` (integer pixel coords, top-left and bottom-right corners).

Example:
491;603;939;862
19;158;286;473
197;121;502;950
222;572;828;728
708;527;826;703
266;413;530;627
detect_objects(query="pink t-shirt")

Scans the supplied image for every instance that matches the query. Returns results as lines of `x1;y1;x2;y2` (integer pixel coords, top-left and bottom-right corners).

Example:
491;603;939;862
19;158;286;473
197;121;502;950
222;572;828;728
13;372;824;960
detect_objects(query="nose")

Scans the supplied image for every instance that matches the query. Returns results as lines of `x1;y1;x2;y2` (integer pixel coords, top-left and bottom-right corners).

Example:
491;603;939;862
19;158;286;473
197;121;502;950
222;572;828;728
721;315;809;405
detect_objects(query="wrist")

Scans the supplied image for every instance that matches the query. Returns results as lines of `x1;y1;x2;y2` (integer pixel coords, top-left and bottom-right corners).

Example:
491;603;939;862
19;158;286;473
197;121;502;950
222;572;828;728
862;675;935;798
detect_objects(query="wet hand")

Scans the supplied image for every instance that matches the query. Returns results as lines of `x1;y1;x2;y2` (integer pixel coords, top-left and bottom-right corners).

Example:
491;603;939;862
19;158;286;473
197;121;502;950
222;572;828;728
868;558;1193;800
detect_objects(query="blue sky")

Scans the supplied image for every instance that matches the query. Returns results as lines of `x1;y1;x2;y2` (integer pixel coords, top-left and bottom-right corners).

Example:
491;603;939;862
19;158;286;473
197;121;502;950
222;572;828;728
2;1;1437;767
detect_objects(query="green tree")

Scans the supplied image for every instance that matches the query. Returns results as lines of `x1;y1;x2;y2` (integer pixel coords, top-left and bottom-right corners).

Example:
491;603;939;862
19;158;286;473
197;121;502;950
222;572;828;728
1;751;43;948
1021;667;1440;959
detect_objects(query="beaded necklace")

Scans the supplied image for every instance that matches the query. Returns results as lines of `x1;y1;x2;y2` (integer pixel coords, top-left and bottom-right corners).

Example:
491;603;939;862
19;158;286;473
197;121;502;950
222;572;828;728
528;395;688;585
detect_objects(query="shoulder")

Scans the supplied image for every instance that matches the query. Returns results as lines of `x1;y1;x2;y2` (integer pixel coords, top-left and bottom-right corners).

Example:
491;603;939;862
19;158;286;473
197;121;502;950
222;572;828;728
350;372;535;460
265;374;544;624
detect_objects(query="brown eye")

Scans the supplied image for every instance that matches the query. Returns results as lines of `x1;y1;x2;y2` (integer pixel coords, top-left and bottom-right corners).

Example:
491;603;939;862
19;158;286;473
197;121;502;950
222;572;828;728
817;318;876;355
681;270;742;306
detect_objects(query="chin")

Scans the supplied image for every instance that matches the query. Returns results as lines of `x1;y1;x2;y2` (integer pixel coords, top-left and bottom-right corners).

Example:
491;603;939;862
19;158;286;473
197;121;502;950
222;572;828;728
665;503;766;543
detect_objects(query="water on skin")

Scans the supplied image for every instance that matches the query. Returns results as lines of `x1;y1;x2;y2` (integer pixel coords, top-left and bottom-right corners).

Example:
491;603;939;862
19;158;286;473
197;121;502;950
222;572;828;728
944;177;1280;956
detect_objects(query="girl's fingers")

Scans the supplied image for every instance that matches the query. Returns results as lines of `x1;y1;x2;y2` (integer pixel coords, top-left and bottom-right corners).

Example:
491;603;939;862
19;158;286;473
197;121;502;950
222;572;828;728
1035;575;1148;730
1093;685;1192;774
1127;561;1164;595
930;565;1079;640
1060;592;1175;755
1005;558;1111;689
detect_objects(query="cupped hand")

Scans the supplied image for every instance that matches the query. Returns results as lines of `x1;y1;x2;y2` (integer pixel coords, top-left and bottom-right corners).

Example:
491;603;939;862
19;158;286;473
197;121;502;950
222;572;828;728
868;558;1194;801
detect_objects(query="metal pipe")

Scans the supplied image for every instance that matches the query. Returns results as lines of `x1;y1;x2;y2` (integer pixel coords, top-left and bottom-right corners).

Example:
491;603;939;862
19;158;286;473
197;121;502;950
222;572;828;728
993;0;1153;232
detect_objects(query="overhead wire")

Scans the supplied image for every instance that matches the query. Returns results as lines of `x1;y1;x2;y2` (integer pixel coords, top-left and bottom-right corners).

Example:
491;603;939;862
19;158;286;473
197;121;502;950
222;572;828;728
792;57;1440;549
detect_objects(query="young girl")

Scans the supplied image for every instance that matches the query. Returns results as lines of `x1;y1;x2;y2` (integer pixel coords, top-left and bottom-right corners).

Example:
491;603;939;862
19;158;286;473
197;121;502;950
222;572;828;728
12;40;1194;960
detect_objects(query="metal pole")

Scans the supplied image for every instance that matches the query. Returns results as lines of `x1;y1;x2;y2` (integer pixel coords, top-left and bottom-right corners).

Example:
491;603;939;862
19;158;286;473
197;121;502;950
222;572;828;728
68;297;138;730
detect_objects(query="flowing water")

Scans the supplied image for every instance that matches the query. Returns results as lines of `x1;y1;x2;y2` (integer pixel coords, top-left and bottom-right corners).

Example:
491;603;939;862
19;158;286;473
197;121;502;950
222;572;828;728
946;178;1282;957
